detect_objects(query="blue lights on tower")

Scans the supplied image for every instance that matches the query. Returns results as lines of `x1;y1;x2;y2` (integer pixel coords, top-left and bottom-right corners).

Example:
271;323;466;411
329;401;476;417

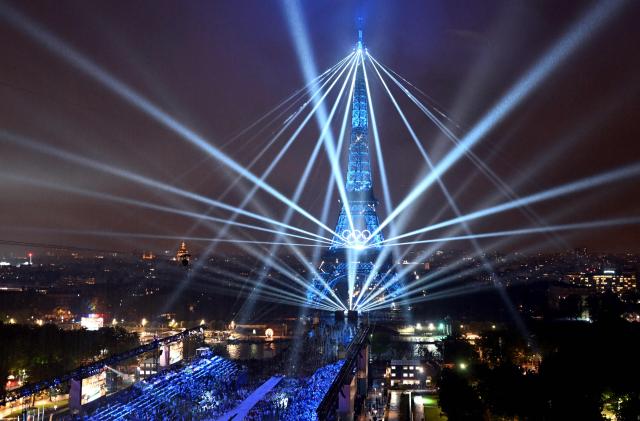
307;28;404;311
331;33;384;251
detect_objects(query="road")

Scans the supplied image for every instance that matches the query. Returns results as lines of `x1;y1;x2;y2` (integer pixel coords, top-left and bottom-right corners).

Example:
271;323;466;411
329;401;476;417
386;390;402;421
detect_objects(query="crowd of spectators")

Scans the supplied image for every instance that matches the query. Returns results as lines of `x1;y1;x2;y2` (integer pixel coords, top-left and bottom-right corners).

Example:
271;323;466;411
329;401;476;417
84;355;248;420
245;360;344;420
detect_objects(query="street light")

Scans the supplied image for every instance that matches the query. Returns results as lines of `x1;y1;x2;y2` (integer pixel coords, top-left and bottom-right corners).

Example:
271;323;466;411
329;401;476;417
459;362;467;370
141;318;148;327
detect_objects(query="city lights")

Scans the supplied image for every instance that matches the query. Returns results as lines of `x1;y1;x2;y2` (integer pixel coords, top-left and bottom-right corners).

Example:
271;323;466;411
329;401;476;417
0;3;636;418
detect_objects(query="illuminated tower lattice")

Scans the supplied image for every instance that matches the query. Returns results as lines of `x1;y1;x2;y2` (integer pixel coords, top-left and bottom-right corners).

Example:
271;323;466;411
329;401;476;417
308;30;403;310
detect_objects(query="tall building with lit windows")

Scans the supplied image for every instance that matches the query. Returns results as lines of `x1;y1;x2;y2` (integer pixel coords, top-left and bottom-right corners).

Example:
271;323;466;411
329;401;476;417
307;30;403;311
568;269;637;295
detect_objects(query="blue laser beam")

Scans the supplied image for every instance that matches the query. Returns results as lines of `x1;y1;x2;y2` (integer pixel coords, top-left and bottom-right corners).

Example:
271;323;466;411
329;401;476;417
0;4;339;238
367;0;626;241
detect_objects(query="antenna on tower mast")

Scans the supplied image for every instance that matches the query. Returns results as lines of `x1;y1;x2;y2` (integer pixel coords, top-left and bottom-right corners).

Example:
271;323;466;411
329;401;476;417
357;16;364;50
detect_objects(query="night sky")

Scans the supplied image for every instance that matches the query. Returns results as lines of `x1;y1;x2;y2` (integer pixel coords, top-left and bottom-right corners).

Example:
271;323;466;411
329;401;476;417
1;0;639;255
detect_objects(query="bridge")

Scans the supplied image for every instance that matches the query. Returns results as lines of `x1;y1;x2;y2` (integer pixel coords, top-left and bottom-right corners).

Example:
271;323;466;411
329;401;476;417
317;324;372;421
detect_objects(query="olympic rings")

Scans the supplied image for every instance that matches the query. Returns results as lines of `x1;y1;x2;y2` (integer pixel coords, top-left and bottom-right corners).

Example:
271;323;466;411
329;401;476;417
341;229;372;244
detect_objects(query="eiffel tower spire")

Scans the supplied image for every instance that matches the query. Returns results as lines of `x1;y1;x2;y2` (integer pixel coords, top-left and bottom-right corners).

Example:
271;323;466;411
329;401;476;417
330;28;384;251
307;27;403;311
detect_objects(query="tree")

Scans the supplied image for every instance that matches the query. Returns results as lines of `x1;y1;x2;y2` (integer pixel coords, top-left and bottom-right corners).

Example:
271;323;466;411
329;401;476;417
438;368;483;420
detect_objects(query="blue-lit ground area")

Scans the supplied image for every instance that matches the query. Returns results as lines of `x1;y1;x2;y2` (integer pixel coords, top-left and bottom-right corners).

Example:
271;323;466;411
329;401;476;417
84;355;241;420
75;320;355;420
245;361;344;420
82;355;344;421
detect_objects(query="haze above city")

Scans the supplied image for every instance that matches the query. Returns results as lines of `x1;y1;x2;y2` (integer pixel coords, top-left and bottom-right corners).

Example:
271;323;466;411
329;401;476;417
1;0;639;254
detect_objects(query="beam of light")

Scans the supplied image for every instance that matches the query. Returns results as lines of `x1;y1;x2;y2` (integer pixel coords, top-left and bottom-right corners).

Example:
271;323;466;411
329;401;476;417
281;0;355;233
0;226;330;248
367;0;626;241
361;282;493;313
0;172;333;246
172;53;352;186
242;51;359;313
0;131;335;244
222;53;352;154
1;215;344;309
358;201;640;310
360;261;492;312
166;57;355;317
350;52;405;310
0;138;348;307
184;273;338;311
355;53;478;310
191;227;346;311
355;55;472;309
195;234;346;311
369;54;556;234
369;195;627;309
3;225;341;311
383;162;640;244
301;50;360;312
362;53;394;232
211;53;354;206
0;5;340;239
362;195;568;310
234;56;360;318
382;216;640;247
310;50;361;266
364;216;639;308
183;54;356;315
363;58;529;337
214;53;357;245
360;215;640;310
0;229;337;310
201;259;330;307
227;238;346;311
375;62;463;131
2;6;349;313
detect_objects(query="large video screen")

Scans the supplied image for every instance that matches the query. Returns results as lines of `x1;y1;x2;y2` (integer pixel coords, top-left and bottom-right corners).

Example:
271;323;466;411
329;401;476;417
169;341;183;365
81;315;103;331
81;370;107;405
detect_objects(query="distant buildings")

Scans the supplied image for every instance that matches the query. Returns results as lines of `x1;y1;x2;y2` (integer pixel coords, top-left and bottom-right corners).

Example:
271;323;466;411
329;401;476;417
567;269;637;294
388;360;432;388
175;241;190;265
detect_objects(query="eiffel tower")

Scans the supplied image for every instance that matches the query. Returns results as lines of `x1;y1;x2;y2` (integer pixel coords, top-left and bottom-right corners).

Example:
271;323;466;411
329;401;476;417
308;29;403;311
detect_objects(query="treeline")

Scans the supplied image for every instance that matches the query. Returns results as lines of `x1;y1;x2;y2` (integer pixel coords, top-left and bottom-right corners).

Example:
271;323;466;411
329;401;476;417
439;317;640;420
0;323;139;394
